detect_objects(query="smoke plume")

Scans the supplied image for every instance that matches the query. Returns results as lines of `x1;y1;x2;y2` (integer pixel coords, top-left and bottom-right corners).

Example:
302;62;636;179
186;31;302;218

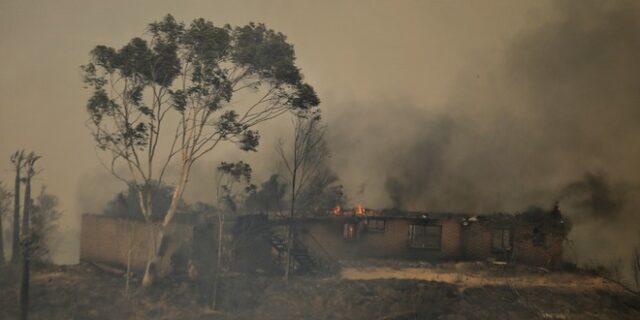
327;0;640;286
560;171;627;221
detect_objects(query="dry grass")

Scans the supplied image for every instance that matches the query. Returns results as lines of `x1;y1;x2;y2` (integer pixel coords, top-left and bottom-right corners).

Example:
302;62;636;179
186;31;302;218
1;262;639;319
341;261;622;291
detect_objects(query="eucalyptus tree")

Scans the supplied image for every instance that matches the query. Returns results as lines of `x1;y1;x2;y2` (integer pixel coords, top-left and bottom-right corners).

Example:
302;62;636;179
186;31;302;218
82;15;319;285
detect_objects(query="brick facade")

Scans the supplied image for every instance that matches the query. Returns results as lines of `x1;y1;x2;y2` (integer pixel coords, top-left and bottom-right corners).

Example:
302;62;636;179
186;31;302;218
80;214;213;276
81;211;566;276
288;213;565;268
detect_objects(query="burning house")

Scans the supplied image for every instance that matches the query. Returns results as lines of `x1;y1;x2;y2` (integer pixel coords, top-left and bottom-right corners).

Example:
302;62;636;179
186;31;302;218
233;206;569;274
79;206;569;277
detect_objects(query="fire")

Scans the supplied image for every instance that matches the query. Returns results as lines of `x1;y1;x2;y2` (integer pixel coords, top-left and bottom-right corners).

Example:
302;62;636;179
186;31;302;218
332;204;342;215
355;203;365;216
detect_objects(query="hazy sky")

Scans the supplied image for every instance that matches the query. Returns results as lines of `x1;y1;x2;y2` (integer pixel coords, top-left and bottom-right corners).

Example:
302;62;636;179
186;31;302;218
0;0;547;220
5;0;640;266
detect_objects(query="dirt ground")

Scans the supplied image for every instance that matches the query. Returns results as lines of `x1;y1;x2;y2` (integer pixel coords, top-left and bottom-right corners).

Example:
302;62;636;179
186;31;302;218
340;260;620;290
1;262;639;320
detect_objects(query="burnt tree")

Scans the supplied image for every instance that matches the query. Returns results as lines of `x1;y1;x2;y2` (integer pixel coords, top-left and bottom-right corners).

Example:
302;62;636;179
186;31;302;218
21;153;40;237
18;152;40;320
10;150;25;265
276;111;326;280
0;182;12;267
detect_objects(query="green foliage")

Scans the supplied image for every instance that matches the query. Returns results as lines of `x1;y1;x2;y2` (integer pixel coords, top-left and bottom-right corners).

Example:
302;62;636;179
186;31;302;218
232;22;301;85
82;14;319;157
244;174;288;215
290;83;320;110
239;130;260;151
20;231;43;257
297;171;346;216
216;161;254;214
217;111;245;137
170;89;187;111
218;161;252;183
0;181;11;219
29;188;61;262
103;181;185;221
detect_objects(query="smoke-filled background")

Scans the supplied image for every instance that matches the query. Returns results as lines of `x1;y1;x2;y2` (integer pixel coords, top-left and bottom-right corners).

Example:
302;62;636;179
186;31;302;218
1;0;639;284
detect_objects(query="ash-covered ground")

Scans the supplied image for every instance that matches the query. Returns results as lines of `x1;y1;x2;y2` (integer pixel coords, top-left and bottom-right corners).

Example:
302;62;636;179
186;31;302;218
1;261;638;320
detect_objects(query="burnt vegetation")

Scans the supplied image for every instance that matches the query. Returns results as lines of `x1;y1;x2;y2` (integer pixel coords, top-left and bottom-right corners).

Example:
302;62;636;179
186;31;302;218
3;2;640;319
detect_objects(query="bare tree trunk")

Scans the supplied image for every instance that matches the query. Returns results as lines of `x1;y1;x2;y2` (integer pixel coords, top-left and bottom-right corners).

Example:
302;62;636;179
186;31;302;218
162;162;190;228
0;208;5;266
125;221;135;298
142;162;190;287
19;175;33;320
142;226;160;287
284;223;294;281
11;158;22;265
125;247;133;297
19;243;30;320
211;213;224;310
21;175;31;237
278;114;324;281
284;171;297;282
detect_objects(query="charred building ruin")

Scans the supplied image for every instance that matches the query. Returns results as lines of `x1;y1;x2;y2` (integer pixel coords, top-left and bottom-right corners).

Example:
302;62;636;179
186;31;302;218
80;207;568;277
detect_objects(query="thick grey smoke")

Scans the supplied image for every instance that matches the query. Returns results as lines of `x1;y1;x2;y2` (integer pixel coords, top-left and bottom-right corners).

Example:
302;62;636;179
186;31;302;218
384;116;453;210
560;171;628;221
509;4;640;279
369;0;640;213
328;0;640;285
65;1;640;284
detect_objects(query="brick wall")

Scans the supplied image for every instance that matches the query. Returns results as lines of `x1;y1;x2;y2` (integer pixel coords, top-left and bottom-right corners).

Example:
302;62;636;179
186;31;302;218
80;214;194;276
300;217;562;267
460;222;564;267
302;218;463;261
513;225;563;268
440;220;462;258
462;223;493;260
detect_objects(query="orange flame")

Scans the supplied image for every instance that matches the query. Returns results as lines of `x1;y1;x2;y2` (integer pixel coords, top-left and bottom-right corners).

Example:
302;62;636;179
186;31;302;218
332;204;342;215
355;203;365;216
